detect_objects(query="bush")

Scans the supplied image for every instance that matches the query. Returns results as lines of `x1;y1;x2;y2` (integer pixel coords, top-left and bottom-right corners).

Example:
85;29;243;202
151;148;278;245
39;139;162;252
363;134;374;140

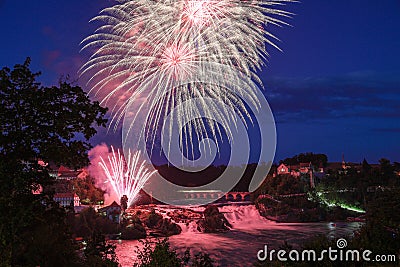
134;239;215;267
85;230;119;267
135;239;188;267
72;207;119;238
191;252;215;267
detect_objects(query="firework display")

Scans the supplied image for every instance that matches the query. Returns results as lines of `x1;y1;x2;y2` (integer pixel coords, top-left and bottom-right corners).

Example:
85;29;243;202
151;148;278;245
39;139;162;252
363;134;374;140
81;0;292;150
99;146;156;207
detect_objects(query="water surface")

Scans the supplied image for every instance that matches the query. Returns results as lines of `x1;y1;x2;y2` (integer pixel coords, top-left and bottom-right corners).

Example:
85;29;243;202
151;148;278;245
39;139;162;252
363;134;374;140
114;205;362;266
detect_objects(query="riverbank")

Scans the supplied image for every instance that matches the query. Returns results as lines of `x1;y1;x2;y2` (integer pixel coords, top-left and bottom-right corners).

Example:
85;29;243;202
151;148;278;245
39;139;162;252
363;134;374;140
255;195;363;223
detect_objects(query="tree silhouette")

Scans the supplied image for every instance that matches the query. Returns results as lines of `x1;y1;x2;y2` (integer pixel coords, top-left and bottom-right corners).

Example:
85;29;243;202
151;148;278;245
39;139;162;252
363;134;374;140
0;58;108;266
121;195;128;211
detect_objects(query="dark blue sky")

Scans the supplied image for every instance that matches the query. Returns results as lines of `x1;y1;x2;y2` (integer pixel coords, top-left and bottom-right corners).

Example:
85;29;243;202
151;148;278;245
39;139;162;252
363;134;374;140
1;0;399;163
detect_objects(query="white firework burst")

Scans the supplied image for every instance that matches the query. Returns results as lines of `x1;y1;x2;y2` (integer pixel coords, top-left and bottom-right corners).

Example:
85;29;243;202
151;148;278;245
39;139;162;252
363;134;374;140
99;146;156;207
81;0;293;152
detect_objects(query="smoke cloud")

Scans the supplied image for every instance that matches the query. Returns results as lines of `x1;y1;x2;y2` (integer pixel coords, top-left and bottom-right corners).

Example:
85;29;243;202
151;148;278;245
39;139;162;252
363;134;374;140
88;143;119;205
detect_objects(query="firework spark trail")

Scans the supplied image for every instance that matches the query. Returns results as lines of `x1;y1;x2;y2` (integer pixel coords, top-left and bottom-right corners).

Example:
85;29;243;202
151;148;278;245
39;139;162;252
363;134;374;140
81;0;293;152
99;146;156;207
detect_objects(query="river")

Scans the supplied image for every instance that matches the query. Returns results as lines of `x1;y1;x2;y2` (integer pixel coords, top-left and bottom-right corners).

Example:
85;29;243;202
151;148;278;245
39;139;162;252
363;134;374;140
113;204;362;266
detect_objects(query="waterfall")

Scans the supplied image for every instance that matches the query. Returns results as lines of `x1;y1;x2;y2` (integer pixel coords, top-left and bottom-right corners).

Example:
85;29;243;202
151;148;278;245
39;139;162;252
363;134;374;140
220;204;271;229
178;221;200;233
176;204;271;233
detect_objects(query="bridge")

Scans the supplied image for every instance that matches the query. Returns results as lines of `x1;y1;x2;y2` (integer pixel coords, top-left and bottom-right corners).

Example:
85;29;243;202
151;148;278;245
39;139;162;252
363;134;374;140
180;190;252;202
225;192;251;201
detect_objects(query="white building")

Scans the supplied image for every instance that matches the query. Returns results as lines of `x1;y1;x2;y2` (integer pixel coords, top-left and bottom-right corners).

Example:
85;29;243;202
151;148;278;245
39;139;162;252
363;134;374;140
53;192;80;207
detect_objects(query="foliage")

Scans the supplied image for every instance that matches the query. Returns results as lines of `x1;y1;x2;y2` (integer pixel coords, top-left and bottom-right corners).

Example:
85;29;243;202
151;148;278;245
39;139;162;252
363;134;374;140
191;252;215;267
73;175;105;205
121;195;128;211
0;58;107;167
134;239;188;267
300;189;400;265
72;207;119;239
0;59;109;266
352;188;400;256
84;230;119;267
134;238;215;267
285;189;400;266
255;154;400;265
254;173;364;222
318;157;400;210
0;174;83;267
280;153;328;168
259;189;400;266
256;174;309;196
69;207;119;267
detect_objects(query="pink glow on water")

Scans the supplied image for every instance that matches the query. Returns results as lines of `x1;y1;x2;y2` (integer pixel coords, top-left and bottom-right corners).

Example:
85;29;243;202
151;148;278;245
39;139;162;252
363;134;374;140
114;204;362;266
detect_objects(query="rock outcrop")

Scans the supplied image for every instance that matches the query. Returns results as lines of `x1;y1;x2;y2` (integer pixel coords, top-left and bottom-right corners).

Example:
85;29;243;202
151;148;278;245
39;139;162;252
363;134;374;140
197;206;231;233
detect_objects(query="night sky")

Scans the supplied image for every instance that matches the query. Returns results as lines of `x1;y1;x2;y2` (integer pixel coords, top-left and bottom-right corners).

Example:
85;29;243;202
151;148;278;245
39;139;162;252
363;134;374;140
1;0;399;163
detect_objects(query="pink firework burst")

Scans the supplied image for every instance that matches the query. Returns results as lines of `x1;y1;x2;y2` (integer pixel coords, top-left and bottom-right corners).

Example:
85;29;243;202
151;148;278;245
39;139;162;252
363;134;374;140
160;42;196;80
